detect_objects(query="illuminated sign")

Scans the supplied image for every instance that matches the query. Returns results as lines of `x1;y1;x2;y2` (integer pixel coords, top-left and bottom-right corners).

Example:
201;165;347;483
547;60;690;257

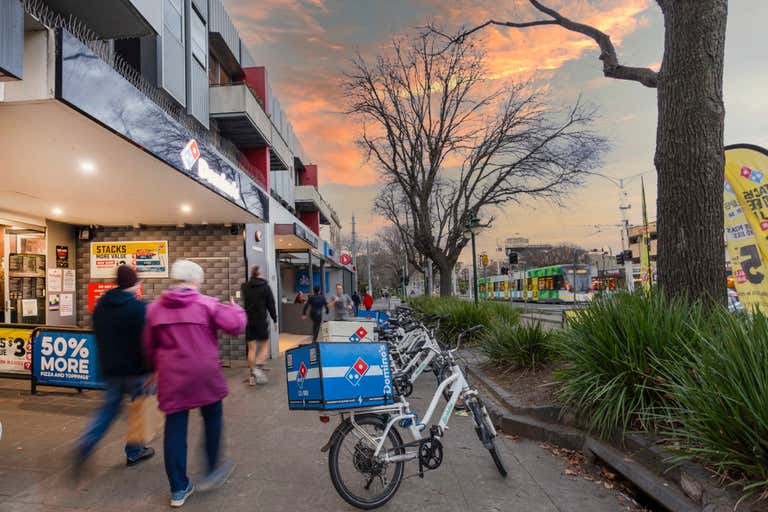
197;158;240;200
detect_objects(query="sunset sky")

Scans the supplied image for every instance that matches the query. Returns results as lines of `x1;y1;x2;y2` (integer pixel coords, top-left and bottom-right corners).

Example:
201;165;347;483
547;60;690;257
224;0;768;261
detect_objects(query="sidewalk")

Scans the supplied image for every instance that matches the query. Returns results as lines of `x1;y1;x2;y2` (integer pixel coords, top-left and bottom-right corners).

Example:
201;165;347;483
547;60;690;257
0;346;630;511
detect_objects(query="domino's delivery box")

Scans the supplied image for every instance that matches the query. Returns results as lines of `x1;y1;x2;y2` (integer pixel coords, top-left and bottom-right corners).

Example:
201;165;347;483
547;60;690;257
321;320;378;343
286;342;394;410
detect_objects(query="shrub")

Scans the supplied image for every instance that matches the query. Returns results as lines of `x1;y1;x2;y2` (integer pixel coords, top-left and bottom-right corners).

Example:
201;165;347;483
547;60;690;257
481;319;554;370
409;297;520;344
554;292;706;438
655;310;768;500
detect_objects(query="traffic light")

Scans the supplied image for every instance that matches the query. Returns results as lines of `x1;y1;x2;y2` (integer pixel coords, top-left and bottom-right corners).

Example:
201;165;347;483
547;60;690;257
623;249;633;261
508;252;518;265
616;253;625;265
480;254;489;266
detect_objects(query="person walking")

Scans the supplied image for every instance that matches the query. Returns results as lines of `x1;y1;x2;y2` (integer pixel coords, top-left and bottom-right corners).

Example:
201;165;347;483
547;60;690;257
328;283;352;320
75;265;154;472
363;289;374;311
241;266;277;386
143;260;246;508
351;290;361;316
302;285;329;342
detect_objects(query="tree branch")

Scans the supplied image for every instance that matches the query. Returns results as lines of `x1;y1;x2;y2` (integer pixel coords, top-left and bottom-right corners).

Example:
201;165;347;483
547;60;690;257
432;0;658;88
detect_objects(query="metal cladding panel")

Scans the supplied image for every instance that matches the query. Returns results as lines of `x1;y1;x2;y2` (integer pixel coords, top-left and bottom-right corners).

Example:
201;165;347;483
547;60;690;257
208;0;239;62
161;29;186;106
0;0;23;80
188;60;209;128
57;29;269;222
185;0;209;128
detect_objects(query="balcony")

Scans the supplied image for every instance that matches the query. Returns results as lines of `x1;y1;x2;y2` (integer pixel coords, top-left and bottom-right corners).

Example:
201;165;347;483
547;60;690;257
295;185;340;228
44;0;157;38
209;83;292;171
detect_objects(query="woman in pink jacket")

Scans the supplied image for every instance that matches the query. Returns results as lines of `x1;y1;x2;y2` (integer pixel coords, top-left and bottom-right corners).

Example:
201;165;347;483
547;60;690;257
144;259;246;508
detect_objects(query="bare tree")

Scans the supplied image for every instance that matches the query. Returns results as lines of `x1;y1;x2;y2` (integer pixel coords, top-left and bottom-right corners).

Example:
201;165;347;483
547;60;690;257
434;0;727;303
522;244;588;269
346;31;606;296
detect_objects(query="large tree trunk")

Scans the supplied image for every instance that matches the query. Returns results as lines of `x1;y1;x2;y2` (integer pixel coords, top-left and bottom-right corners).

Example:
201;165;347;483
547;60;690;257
655;0;727;303
438;261;455;297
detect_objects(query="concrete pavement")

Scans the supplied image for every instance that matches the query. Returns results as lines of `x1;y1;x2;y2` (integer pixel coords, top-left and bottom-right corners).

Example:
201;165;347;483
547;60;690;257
0;349;630;511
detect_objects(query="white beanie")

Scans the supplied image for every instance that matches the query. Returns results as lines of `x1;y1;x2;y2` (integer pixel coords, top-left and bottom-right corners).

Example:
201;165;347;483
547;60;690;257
170;259;204;285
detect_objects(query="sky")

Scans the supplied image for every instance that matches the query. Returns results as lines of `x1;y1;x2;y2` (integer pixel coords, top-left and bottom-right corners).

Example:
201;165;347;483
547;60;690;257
223;0;768;262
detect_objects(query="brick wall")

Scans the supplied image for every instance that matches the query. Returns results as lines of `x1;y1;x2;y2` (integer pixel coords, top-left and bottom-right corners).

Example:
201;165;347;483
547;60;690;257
75;225;247;362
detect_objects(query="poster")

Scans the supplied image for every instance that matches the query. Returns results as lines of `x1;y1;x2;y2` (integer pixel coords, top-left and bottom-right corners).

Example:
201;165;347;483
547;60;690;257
63;269;76;292
32;329;104;389
724;144;768;310
56;245;69;268
60;294;73;317
0;326;34;374
90;241;169;278
47;268;63;292
87;282;144;312
48;294;60;311
21;299;38;317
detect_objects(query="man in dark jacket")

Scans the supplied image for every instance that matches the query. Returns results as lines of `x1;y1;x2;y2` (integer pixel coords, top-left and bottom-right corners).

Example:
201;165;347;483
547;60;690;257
302;285;329;342
351;290;361;316
242;266;277;386
75;265;154;469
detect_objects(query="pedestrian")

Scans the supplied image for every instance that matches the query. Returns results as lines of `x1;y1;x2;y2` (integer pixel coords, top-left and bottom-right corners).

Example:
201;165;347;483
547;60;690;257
328;283;352;320
74;265;154;473
363;289;374;311
143;259;246;508
241;266;278;386
351;290;361;316
302;285;329;341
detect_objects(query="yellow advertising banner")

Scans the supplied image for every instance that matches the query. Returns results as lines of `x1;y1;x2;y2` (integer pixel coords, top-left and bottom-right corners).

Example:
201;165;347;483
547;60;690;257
0;326;34;374
724;145;768;310
90;241;169;279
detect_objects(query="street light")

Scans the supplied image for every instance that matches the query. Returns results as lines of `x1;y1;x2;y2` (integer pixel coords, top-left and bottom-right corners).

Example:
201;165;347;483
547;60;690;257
464;214;482;305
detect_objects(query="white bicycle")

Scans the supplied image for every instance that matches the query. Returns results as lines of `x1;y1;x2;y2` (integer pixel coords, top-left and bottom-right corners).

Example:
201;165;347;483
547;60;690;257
321;326;507;509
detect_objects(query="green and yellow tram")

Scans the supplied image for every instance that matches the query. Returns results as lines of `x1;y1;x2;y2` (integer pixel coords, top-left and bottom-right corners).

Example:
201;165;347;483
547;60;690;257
479;264;593;303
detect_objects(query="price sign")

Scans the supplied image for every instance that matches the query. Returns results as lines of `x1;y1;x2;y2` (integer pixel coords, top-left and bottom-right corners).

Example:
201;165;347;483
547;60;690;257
32;329;104;389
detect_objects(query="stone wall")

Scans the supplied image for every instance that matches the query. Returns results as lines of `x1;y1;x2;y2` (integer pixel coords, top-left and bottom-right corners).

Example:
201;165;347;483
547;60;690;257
75;225;247;362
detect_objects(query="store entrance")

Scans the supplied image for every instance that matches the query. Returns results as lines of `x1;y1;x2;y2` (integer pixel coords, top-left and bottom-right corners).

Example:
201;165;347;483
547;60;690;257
1;225;46;324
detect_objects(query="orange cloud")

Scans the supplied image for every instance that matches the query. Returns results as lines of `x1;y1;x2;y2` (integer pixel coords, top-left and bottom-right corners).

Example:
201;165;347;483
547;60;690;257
228;0;653;190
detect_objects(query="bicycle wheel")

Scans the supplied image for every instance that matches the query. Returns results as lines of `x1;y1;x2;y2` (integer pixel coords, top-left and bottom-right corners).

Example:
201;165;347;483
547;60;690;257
436;364;468;411
328;415;405;509
466;397;508;477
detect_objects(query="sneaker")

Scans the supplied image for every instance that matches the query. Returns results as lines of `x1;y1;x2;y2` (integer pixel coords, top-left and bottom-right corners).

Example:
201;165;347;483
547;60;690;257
170;481;194;508
248;373;256;386
252;368;268;385
197;460;236;492
126;446;155;466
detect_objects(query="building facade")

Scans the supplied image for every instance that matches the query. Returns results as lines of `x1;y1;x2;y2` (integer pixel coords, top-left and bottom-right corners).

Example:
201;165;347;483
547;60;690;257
0;0;349;360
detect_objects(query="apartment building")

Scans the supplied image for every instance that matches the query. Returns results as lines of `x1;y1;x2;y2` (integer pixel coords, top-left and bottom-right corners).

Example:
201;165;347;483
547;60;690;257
0;0;348;362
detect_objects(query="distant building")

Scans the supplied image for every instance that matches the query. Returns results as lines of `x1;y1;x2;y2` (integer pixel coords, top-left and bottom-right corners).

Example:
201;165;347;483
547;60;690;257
628;222;658;265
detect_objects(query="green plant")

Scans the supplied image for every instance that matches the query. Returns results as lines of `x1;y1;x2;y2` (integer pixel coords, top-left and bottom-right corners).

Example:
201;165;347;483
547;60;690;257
409;297;520;343
481;319;554;370
554;292;706;438
655;310;768;501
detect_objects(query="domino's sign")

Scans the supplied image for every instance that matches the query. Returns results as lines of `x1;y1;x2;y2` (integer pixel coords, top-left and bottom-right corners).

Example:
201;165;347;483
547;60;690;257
32;330;104;390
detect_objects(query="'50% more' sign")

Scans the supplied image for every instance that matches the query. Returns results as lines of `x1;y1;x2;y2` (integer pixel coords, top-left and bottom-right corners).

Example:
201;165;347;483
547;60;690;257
33;331;104;389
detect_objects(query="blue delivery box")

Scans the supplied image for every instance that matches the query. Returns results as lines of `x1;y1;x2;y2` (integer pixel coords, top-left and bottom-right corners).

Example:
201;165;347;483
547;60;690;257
286;342;394;410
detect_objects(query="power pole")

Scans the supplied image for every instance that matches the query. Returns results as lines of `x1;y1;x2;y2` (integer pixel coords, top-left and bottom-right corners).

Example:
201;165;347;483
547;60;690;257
351;214;357;292
366;239;372;296
618;180;635;292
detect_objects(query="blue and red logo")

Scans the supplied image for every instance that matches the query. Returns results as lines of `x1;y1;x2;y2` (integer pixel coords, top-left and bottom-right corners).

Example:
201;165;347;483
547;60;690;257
345;357;369;386
297;361;307;390
348;326;368;343
740;166;764;184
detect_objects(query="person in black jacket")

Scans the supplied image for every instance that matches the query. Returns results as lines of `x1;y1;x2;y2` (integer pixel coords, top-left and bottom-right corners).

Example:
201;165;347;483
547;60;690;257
242;266;277;386
75;265;154;471
302;285;329;342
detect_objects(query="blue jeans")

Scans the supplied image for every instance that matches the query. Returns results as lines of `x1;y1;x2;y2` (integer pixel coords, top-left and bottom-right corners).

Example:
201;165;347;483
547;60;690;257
77;376;147;461
164;401;223;492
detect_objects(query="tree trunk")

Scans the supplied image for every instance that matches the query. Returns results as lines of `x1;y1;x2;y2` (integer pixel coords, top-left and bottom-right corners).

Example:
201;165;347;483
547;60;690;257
438;261;455;297
655;0;727;304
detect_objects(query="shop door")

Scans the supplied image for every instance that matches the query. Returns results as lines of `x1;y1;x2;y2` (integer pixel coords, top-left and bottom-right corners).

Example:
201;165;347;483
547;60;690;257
188;257;235;368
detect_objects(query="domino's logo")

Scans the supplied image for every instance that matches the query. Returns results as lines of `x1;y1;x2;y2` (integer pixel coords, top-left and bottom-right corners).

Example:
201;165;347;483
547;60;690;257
348;326;368;343
297;361;307;390
345;357;369;387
